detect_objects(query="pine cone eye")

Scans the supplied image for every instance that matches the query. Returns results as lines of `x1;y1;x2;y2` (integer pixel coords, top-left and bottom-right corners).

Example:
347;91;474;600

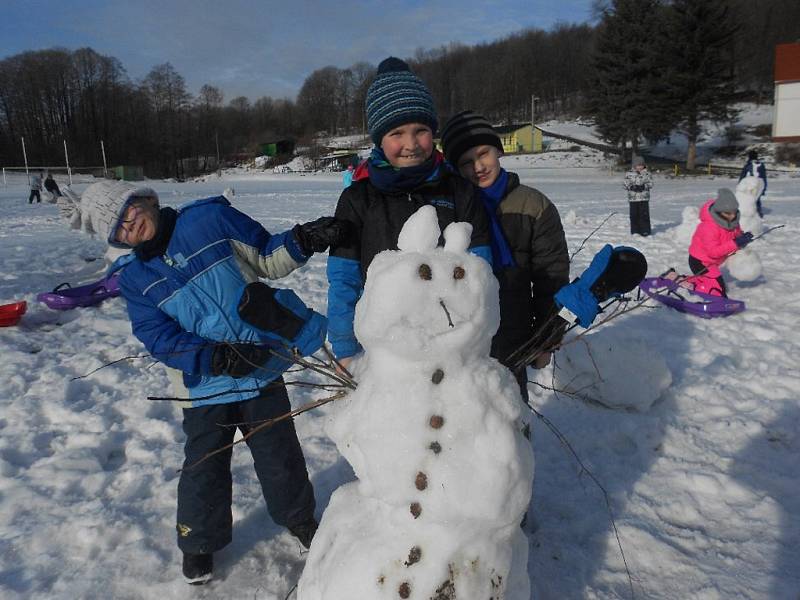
418;264;432;280
453;266;465;280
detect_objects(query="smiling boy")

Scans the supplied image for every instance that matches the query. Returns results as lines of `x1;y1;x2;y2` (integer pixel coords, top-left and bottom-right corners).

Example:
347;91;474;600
441;111;569;398
326;58;491;368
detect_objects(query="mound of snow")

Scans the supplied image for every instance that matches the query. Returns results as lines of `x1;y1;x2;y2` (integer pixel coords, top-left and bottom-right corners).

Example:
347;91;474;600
553;327;672;411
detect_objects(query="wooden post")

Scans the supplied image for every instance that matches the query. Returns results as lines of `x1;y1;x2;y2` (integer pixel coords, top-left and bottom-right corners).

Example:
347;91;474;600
21;137;30;187
63;139;73;185
100;140;108;178
673;164;679;177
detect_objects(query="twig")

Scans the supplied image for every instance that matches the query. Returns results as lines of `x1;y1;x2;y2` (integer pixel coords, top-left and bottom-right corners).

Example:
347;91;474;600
570;212;617;261
525;396;636;599
179;391;348;472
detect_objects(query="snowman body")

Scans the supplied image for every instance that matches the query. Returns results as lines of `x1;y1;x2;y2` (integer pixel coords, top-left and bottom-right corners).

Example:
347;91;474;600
297;206;534;600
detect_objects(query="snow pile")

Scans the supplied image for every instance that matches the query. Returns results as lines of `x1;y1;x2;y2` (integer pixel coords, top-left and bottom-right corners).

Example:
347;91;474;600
562;209;578;226
298;206;534;599
553;327;672;412
725;248;762;282
273;155;313;173
673;205;700;245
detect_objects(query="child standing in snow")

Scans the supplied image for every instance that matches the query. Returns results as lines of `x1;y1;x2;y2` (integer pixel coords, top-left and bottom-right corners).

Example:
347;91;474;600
688;188;753;297
624;156;652;236
326;57;491;368
739;149;767;217
63;180;348;585
28;171;43;204
440;110;570;398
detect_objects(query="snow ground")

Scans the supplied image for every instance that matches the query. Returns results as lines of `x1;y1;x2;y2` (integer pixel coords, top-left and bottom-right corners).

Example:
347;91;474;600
0;154;798;599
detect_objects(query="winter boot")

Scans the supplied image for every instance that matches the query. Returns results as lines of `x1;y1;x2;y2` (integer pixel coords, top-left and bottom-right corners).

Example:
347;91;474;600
288;516;319;549
182;552;213;585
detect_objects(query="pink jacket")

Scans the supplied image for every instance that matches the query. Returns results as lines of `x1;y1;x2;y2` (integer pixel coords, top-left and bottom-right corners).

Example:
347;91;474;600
688;199;742;278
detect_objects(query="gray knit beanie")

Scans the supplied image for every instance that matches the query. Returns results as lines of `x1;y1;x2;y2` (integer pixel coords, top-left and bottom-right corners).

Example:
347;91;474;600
712;188;738;213
631;155;645;168
366;57;438;146
69;180;160;248
710;188;739;229
440;110;503;165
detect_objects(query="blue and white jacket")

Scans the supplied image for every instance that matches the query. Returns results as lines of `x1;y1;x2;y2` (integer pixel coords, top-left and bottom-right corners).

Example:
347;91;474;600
114;196;326;408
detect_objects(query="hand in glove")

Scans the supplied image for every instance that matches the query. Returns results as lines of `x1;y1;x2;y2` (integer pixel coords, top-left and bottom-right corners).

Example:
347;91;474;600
734;232;754;248
210;343;272;378
293;217;349;255
555;244;647;328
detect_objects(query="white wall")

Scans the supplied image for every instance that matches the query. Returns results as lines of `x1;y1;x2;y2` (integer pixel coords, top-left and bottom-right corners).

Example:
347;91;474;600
774;82;800;138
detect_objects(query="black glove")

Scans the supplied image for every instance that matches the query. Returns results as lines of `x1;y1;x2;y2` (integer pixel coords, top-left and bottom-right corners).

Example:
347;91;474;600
210;343;271;378
293;217;349;255
734;232;753;249
629;184;645;193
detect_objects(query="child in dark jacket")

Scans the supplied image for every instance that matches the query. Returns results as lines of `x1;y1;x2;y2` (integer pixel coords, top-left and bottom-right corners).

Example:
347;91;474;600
326;58;492;368
688;188;753;297
440;111;570;399
66;180;348;585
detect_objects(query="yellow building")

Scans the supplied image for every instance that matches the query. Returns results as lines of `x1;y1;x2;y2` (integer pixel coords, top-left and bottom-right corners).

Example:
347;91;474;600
494;123;543;154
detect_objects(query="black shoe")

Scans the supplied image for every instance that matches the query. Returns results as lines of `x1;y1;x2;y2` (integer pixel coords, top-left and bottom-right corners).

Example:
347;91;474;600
182;552;213;585
288;517;319;549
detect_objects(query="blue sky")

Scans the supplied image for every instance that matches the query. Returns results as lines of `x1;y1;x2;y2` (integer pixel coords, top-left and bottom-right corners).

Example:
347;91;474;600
2;0;595;102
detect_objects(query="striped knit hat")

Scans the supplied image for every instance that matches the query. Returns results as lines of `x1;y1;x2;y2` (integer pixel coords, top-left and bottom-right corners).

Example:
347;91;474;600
366;57;438;146
440;110;503;166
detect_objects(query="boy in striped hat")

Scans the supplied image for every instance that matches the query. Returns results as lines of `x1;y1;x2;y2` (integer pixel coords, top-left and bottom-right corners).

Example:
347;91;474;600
326;58;492;370
441;111;570;398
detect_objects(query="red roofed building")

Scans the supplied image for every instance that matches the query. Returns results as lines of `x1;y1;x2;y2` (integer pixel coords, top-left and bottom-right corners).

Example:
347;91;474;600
773;43;800;142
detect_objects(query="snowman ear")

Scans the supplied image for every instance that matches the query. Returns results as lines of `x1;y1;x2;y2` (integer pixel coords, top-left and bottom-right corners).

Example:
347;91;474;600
443;222;472;254
398;205;441;252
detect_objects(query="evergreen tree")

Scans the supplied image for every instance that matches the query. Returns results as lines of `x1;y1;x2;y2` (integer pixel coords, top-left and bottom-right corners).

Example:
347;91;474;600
663;0;739;169
587;0;673;161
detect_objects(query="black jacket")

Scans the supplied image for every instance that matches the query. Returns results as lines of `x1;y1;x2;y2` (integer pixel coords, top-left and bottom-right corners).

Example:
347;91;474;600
491;173;570;364
330;169;491;278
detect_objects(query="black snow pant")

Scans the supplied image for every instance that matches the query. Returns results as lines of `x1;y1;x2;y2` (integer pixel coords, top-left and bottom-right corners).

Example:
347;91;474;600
28;189;41;203
688;255;728;297
629;201;651;236
176;379;316;555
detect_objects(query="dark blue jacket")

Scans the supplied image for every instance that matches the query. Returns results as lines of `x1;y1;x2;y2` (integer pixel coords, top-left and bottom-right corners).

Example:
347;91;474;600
115;197;326;407
739;159;767;197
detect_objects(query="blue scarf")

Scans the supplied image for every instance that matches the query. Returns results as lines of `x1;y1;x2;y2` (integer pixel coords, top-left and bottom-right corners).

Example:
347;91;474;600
366;147;443;193
479;169;516;269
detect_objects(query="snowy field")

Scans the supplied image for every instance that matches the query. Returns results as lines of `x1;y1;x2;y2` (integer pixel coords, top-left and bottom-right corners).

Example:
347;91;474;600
1;155;799;599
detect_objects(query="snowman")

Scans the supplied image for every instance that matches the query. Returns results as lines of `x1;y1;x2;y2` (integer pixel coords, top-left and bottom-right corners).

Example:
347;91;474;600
297;206;534;600
726;177;764;282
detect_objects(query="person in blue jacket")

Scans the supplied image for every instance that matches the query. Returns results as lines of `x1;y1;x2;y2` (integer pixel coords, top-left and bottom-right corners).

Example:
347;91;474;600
326;57;492;369
342;164;354;188
77;180;348;585
738;149;767;217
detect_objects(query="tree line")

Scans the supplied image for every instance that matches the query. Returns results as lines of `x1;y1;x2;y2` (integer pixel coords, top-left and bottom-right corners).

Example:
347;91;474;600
0;0;797;177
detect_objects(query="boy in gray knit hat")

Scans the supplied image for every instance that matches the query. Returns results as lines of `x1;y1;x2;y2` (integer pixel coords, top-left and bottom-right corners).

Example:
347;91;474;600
440;110;569;398
624;155;653;235
326;58;492;371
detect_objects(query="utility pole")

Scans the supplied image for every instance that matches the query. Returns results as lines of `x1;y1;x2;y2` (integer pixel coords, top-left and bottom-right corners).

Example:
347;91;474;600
100;140;108;178
531;95;540;152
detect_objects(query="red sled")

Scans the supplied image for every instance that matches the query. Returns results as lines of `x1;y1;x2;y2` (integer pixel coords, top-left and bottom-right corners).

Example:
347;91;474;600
36;273;121;310
0;301;27;327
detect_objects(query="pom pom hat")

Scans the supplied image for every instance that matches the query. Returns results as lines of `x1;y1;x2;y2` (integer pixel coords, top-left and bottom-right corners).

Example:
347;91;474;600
77;180;159;248
365;57;438;146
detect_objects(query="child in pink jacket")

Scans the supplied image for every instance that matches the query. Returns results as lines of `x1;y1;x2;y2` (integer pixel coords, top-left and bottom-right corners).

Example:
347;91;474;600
688;188;753;296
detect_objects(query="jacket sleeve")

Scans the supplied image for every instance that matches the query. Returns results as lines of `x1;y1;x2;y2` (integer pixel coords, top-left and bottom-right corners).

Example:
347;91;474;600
623;172;633;190
758;163;767;192
642;171;653;190
120;275;215;375
219;204;308;279
697;224;737;260
327;188;365;358
530;202;570;339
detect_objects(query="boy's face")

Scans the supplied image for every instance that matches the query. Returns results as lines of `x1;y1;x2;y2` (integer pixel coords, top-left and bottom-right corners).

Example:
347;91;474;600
380;123;434;168
115;197;160;247
634;164;645;172
457;145;502;189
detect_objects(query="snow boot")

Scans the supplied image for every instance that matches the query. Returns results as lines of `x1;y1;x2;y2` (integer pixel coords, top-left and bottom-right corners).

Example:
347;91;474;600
289;516;319;549
182;552;213;585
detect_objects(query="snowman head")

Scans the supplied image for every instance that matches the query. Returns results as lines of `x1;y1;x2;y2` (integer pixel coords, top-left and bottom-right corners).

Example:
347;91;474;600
735;176;763;213
354;205;499;361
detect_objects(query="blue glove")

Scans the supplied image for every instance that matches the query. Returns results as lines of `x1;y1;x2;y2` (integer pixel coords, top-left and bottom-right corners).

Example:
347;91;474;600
735;232;753;248
554;244;648;328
